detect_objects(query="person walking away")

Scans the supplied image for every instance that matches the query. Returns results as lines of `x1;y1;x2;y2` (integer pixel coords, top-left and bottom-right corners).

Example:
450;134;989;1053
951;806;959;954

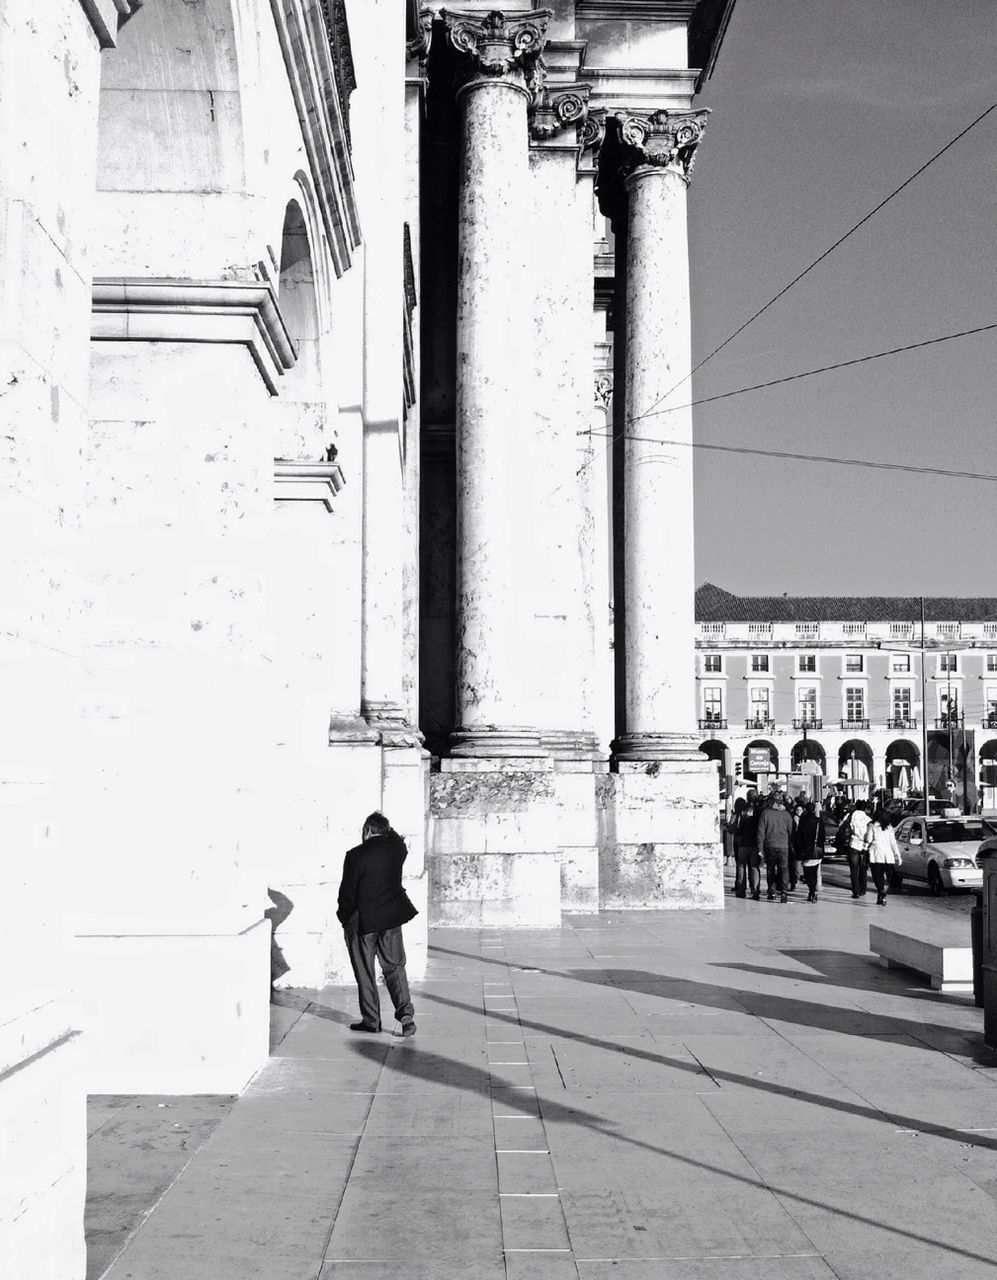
846;801;871;898
794;800;826;903
865;808;902;906
733;793;762;900
337;811;418;1036
756;792;794;903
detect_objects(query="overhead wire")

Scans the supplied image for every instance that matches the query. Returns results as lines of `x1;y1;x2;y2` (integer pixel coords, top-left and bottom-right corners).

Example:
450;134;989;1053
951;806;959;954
627;99;997;430
583;431;997;484
575;99;997;480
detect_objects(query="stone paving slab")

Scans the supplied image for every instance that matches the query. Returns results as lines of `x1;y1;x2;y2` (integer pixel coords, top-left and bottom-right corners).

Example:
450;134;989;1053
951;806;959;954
87;881;997;1279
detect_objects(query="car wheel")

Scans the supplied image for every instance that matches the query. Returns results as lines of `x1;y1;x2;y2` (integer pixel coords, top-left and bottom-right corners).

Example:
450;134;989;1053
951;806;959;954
927;864;946;896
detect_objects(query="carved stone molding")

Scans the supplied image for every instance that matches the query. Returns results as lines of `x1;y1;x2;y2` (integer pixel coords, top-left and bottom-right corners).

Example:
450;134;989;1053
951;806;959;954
274;459;346;512
594;372;614;411
597;108;710;221
318;0;357;149
529;84;589;142
91;278;296;395
441;7;553;97
269;0;361;278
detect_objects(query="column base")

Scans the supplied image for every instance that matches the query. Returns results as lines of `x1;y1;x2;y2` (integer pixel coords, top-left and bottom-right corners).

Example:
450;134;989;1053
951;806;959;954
450;726;548;760
613;731;706;765
542;729;608;772
362;702;425;748
328;714;380;746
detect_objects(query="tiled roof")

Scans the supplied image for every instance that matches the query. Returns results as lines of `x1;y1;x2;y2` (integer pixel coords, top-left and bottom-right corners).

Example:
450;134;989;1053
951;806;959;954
695;582;997;624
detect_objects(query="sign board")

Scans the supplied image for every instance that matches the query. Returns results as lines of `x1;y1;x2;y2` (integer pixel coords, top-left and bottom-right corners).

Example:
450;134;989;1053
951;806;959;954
748;747;772;773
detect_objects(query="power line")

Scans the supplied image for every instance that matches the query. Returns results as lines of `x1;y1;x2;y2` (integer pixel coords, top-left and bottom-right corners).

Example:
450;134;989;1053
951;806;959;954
585;431;997;484
613;323;997;422
629;99;997;429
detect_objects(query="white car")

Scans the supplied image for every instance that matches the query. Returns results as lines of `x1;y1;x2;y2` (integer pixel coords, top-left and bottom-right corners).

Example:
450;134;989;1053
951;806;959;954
893;816;986;894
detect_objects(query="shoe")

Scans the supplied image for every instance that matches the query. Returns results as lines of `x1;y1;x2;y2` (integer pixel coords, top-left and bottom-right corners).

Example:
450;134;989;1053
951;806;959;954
767;891;776;901
400;1018;416;1037
350;1022;381;1033
780;893;788;904
751;890;761;901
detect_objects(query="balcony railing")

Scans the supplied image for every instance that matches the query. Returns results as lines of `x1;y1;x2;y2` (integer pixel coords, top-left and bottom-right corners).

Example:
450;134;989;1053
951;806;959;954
745;718;775;732
792;718;822;730
935;715;965;730
886;717;918;730
840;718;870;731
698;718;727;731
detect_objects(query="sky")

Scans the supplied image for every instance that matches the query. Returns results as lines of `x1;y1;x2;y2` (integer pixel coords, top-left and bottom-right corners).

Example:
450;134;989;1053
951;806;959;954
686;0;997;599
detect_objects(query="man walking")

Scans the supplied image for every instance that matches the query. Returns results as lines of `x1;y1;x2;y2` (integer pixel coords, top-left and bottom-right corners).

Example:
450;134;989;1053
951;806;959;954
337;811;418;1036
756;791;794;903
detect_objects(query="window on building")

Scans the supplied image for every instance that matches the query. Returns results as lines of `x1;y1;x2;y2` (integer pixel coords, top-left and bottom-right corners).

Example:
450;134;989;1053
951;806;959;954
703;687;723;723
704;654;721;673
845;653;863;673
986;694;997;726
985;622;997;638
940;691;959;724
940;653;958;674
750;687;770;721
798;687;817;722
892;687;912;722
891;653;911;673
988;654;997;673
751;654;769;673
845;687;865;721
798;654;816;673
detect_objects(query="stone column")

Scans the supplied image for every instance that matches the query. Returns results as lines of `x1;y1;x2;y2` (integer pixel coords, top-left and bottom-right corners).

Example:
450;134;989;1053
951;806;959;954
443;7;552;759
527;86;602;767
599;110;710;762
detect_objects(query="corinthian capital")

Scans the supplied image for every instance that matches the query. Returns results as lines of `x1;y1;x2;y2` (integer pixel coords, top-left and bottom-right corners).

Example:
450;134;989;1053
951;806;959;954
442;8;553;94
617;109;711;181
529;84;590;142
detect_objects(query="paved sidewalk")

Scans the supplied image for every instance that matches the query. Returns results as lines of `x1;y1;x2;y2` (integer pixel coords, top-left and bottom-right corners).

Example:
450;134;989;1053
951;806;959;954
90;882;997;1279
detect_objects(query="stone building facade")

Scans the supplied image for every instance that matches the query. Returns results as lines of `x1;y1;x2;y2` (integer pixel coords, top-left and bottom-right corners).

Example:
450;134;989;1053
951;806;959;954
1;2;735;1271
695;584;997;812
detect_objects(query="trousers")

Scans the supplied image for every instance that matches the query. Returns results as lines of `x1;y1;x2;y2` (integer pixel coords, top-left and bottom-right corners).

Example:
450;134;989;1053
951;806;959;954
345;925;414;1029
764;848;791;895
847;849;868;896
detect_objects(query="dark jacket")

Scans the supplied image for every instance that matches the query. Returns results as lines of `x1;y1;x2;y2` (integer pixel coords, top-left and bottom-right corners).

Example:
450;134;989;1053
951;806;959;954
755;804;794;854
337;830;418;935
794;811;826;861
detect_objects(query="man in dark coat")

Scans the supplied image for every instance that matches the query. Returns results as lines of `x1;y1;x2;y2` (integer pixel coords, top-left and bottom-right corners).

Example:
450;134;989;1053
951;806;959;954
337;811;418;1035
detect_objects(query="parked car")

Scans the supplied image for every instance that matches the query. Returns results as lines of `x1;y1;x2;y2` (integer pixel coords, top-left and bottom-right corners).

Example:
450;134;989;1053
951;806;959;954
892;816;986;894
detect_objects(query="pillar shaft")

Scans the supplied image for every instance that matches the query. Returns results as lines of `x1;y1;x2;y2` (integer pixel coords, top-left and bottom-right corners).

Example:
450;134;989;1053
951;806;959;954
445;8;552;758
600;109;709;762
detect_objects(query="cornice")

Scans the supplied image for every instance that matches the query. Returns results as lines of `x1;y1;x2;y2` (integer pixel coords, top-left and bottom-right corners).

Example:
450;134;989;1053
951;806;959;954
578;1;696;17
91;278;297;395
269;0;361;278
274;459;346;511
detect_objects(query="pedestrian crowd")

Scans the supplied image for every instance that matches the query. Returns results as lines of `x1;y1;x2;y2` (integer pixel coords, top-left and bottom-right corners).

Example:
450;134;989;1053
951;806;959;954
725;791;902;907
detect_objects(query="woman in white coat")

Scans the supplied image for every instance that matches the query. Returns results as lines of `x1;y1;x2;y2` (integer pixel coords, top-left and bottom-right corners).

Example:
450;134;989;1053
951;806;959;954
865;808;902;906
